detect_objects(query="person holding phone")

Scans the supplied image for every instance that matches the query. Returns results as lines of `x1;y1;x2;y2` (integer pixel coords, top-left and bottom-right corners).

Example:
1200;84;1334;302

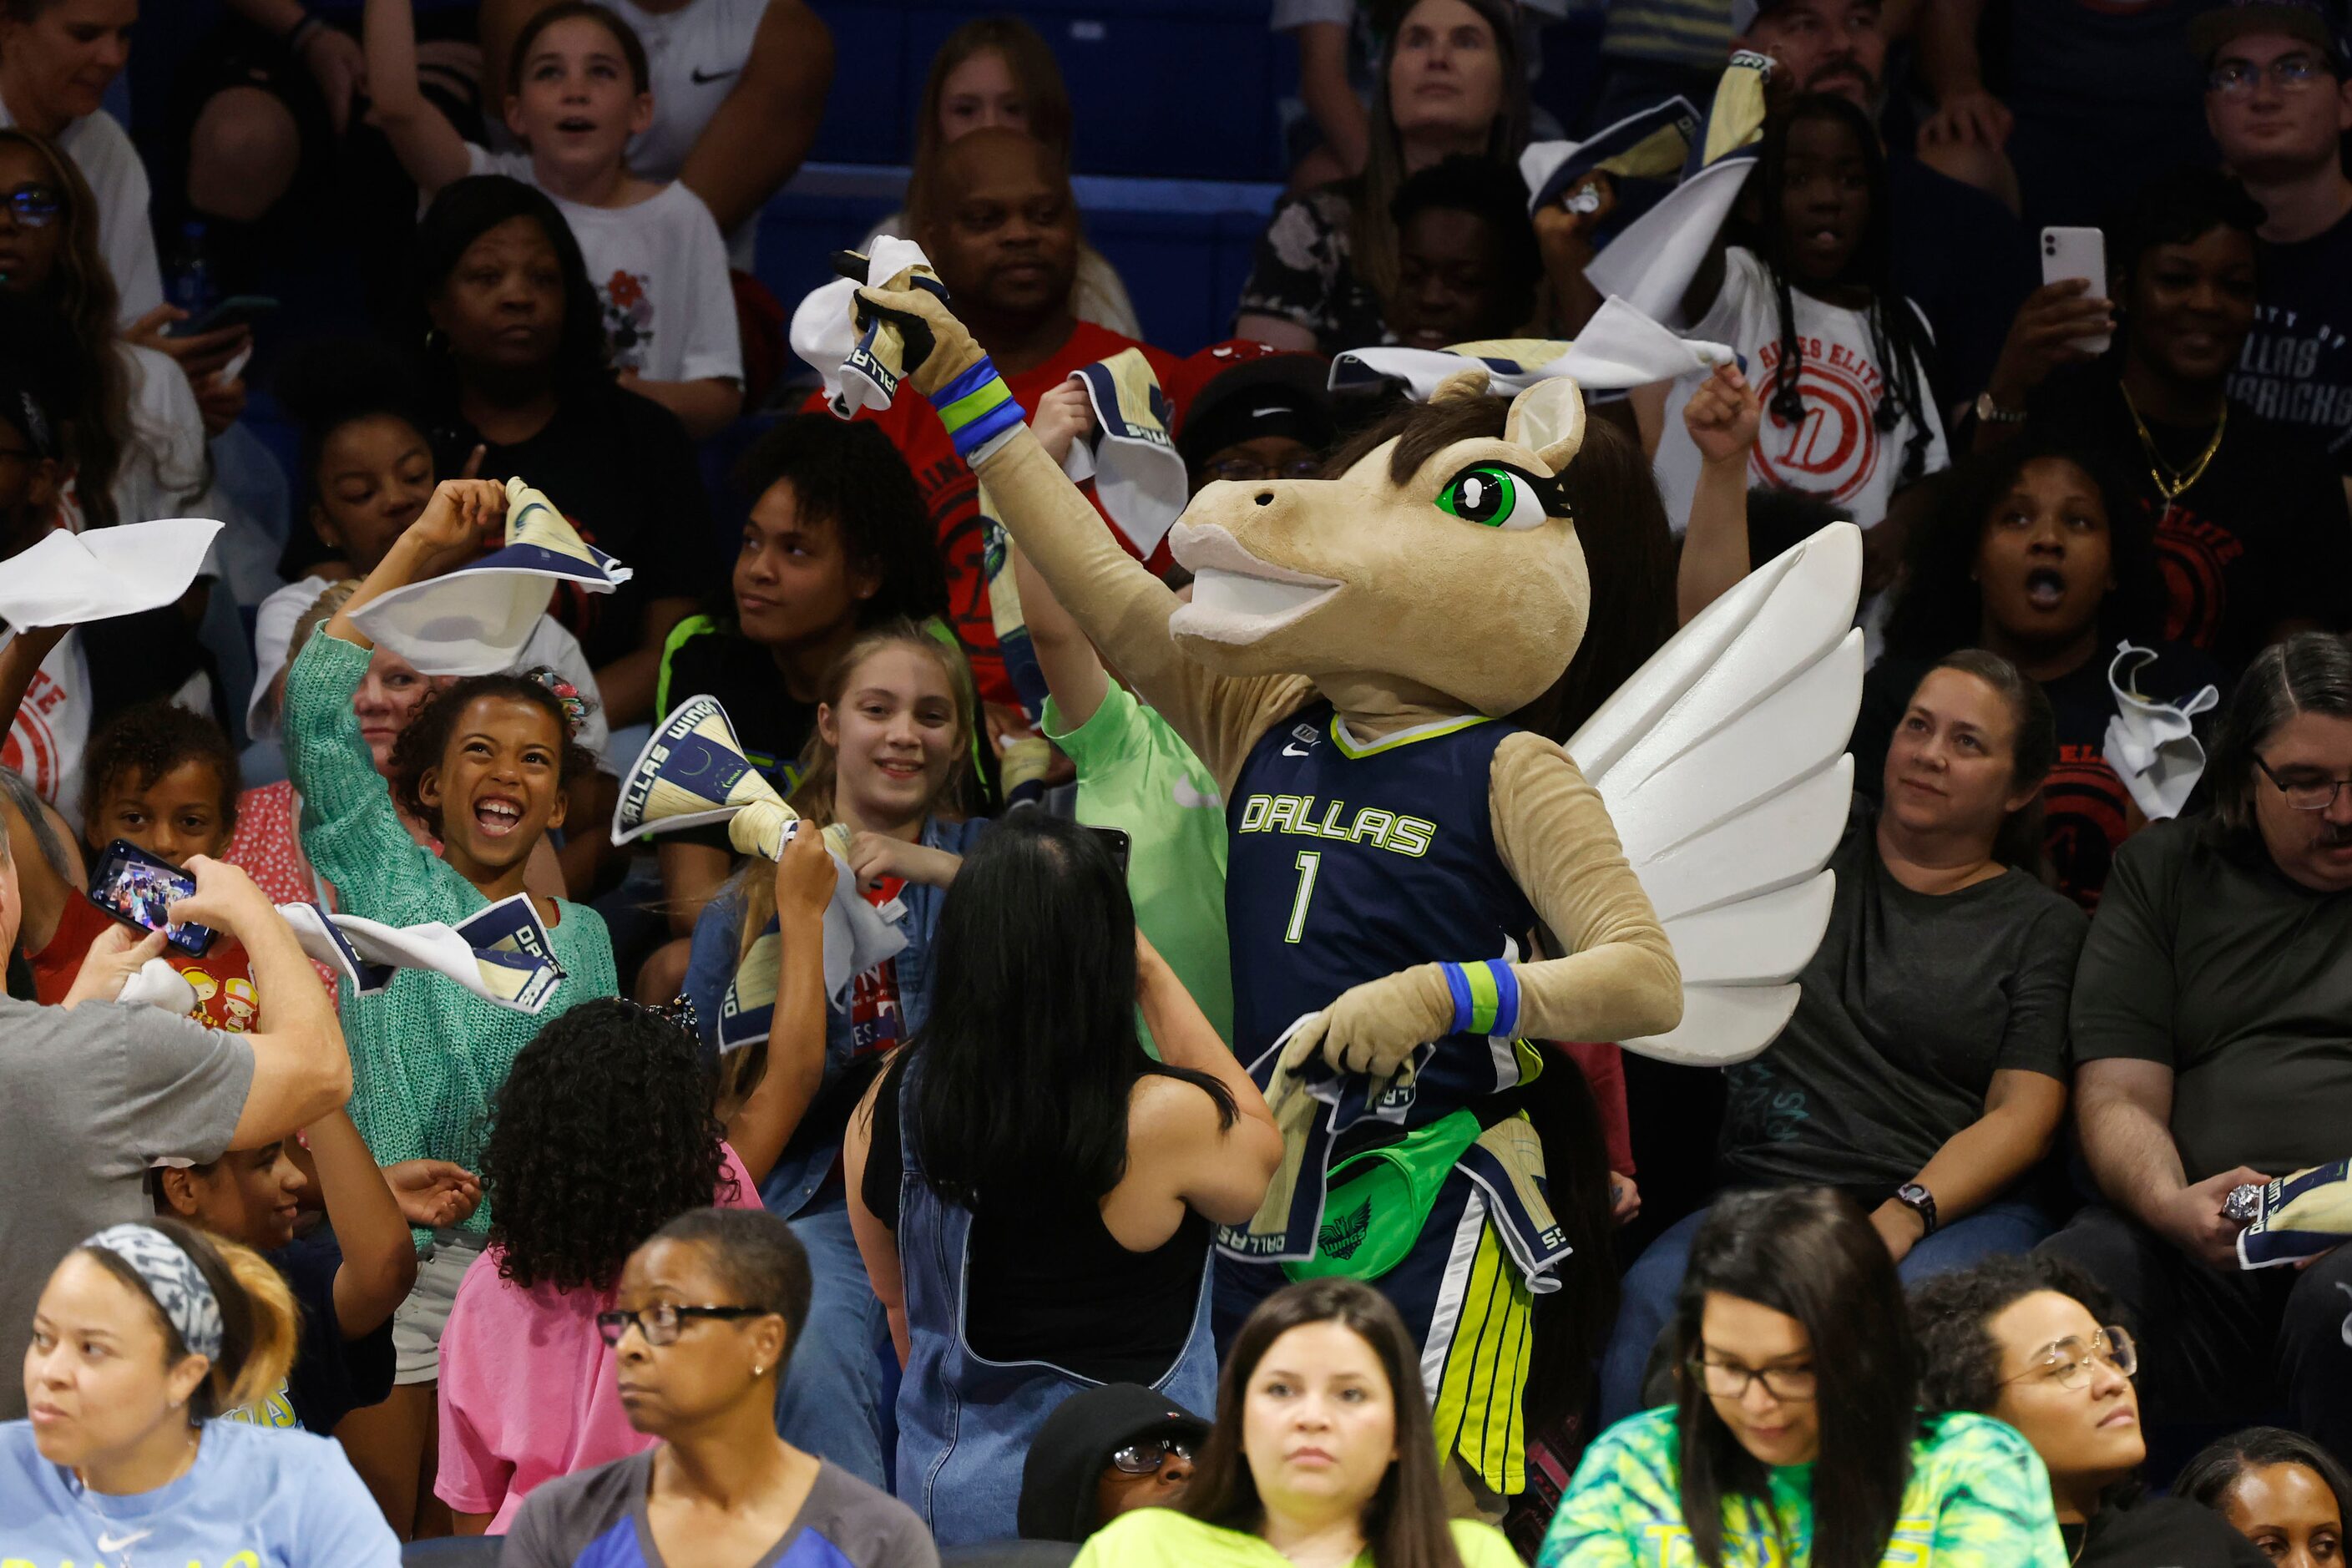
0;835;354;1424
843;812;1281;1546
1972;168;2352;681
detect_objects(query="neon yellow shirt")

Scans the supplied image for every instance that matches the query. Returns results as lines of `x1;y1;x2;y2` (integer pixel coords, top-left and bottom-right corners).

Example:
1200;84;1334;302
1074;1507;1522;1568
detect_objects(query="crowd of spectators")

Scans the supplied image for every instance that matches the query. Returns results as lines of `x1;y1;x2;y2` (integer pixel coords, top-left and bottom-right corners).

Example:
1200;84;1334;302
6;0;2352;1565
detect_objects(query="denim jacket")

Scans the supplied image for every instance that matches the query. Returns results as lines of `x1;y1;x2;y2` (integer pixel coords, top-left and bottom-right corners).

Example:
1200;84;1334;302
683;814;989;1220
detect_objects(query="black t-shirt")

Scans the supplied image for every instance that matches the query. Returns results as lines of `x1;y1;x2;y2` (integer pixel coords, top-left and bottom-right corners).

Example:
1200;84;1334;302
1888;154;2035;417
431;387;718;675
864;1057;1209;1386
1855;644;2222;911
2234;207;2352;477
269;1232;393;1434
1719;802;2086;1196
2023;366;2352;680
2066;1494;2272;1568
2071;817;2352;1182
655;617;817;789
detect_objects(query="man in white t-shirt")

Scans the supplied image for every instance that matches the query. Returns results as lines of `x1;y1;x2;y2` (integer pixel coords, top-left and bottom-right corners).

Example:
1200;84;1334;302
481;0;833;270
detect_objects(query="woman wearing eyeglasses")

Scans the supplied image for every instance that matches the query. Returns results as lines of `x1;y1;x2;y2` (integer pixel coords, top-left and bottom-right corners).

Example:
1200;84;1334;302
1542;1188;2068;1568
1914;1254;2269;1568
503;1207;938;1568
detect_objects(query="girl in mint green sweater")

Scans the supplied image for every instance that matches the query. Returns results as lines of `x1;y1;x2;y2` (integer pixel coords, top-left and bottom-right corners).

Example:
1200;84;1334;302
283;479;617;1527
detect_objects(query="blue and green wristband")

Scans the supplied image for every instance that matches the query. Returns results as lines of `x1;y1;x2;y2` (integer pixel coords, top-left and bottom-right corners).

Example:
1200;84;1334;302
930;359;1025;463
1442;959;1520;1039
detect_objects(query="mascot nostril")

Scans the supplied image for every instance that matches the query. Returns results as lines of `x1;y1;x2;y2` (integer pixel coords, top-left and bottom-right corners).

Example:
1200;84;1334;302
1254;491;1274;507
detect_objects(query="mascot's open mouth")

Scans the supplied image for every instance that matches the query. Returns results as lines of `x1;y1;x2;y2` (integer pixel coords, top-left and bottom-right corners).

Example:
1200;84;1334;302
1168;522;1341;644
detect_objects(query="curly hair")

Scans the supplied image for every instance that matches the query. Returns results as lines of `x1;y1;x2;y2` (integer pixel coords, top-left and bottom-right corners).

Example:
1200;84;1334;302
386;674;599;833
78;700;241;844
730;414;951;628
482;999;736;1292
1909;1252;2128;1419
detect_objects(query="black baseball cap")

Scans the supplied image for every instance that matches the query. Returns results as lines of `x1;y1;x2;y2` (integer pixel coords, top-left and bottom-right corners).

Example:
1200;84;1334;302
1732;0;1883;33
1173;344;1335;472
2191;0;2345;67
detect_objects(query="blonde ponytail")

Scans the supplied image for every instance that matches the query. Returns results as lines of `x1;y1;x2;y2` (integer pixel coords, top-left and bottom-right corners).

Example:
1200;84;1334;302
210;1238;301;1417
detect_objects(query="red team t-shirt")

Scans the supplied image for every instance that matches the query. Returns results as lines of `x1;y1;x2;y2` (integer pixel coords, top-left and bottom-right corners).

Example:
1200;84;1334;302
33;896;262;1033
817;321;1184;709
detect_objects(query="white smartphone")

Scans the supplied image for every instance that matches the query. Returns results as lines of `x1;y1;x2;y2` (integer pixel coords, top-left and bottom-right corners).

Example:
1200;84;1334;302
2041;226;2112;356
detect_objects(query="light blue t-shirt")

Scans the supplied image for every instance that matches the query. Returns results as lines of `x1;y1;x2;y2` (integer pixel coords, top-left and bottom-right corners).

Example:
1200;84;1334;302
0;1417;399;1566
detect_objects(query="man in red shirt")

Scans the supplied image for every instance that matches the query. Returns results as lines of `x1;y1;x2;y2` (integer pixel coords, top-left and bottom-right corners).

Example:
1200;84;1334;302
831;128;1181;713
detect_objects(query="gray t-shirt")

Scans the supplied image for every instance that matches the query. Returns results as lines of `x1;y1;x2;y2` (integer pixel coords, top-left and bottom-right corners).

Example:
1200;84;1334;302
2071;817;2352;1182
502;1450;939;1568
1719;803;2086;1196
0;995;253;1419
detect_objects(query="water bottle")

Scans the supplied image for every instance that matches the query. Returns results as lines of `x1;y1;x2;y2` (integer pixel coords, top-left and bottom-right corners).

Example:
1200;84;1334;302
167;220;215;319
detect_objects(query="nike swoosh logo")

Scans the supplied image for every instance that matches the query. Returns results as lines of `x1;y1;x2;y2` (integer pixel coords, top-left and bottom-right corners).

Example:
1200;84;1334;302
690;66;740;84
1282;744;1309;757
98;1530;152;1552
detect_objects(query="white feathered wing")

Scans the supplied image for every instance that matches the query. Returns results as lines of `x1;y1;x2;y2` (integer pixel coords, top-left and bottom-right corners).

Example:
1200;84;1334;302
1565;522;1864;1065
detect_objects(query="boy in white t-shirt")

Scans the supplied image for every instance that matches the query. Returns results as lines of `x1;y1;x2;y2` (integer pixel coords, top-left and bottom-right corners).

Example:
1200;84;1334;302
367;0;743;438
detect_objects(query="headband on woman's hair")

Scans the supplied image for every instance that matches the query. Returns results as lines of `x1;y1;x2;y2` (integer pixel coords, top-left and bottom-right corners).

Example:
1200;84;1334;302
81;1223;223;1363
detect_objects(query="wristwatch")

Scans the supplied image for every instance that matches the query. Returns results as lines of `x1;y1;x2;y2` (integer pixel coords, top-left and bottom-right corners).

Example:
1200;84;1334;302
1895;1183;1940;1236
1973;391;2028;425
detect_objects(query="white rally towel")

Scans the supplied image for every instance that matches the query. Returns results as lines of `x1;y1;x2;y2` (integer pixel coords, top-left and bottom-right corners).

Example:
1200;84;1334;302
1330;297;1734;400
0;518;223;628
791;236;934;418
277;893;567;1014
2102;642;2220;821
346;477;632;676
1058;347;1190;558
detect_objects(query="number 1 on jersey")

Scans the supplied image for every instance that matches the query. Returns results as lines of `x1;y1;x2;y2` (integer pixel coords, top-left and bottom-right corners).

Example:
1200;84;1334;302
1285;851;1322;943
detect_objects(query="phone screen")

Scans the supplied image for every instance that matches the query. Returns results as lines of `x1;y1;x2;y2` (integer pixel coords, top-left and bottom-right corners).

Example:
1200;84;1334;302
87;839;216;957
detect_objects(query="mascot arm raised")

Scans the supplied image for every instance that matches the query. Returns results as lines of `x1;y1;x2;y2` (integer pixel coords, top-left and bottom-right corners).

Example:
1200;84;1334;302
854;276;1308;787
1279;732;1682;1078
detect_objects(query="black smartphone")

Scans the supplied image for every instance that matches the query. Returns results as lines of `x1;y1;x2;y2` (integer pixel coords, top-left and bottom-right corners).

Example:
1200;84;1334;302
87;839;216;957
1089;825;1132;876
165;295;279;338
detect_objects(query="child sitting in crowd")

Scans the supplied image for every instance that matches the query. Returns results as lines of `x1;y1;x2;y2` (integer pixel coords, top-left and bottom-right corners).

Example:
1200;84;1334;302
366;0;743;438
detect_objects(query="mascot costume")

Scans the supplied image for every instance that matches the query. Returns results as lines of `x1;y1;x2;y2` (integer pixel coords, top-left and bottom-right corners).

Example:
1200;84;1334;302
832;265;1863;1521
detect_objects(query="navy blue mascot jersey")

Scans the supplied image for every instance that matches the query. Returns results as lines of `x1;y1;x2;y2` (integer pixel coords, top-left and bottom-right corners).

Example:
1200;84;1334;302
1226;699;1536;1065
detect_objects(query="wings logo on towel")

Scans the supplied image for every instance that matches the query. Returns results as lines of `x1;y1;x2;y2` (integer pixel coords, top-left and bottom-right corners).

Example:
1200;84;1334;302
347;476;633;675
276;895;566;1014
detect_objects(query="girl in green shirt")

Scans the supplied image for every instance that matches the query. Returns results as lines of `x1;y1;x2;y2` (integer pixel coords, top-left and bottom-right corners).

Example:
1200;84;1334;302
1074;1277;1519;1568
284;478;618;1533
1540;1187;2068;1568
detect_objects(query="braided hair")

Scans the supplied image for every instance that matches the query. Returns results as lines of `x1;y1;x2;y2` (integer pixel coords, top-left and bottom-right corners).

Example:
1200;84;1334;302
1750;94;1936;494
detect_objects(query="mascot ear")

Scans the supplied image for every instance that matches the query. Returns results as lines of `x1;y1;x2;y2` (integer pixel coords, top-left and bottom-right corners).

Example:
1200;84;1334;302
1504;378;1587;474
1431;367;1492;404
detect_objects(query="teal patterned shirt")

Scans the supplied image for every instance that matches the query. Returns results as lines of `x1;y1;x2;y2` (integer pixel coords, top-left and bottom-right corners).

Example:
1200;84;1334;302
1539;1408;2069;1568
283;632;618;1244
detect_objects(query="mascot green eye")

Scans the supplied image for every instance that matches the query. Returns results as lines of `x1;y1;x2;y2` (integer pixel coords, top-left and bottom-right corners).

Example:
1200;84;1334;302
1435;464;1550;532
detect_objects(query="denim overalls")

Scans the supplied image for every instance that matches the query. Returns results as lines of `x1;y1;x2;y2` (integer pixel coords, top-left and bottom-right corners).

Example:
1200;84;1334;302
893;1061;1221;1546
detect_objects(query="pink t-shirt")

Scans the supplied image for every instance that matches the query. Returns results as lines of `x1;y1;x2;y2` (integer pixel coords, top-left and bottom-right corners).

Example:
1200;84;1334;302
433;1143;760;1532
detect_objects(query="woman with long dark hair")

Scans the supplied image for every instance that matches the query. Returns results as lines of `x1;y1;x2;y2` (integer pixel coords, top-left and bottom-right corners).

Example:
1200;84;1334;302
1235;0;1532;357
1913;1254;2269;1568
1075;1278;1516;1568
1550;1189;2066;1568
391;174;713;730
1643;93;1945;544
1598;652;2085;1424
845;812;1280;1546
1864;440;2220;908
